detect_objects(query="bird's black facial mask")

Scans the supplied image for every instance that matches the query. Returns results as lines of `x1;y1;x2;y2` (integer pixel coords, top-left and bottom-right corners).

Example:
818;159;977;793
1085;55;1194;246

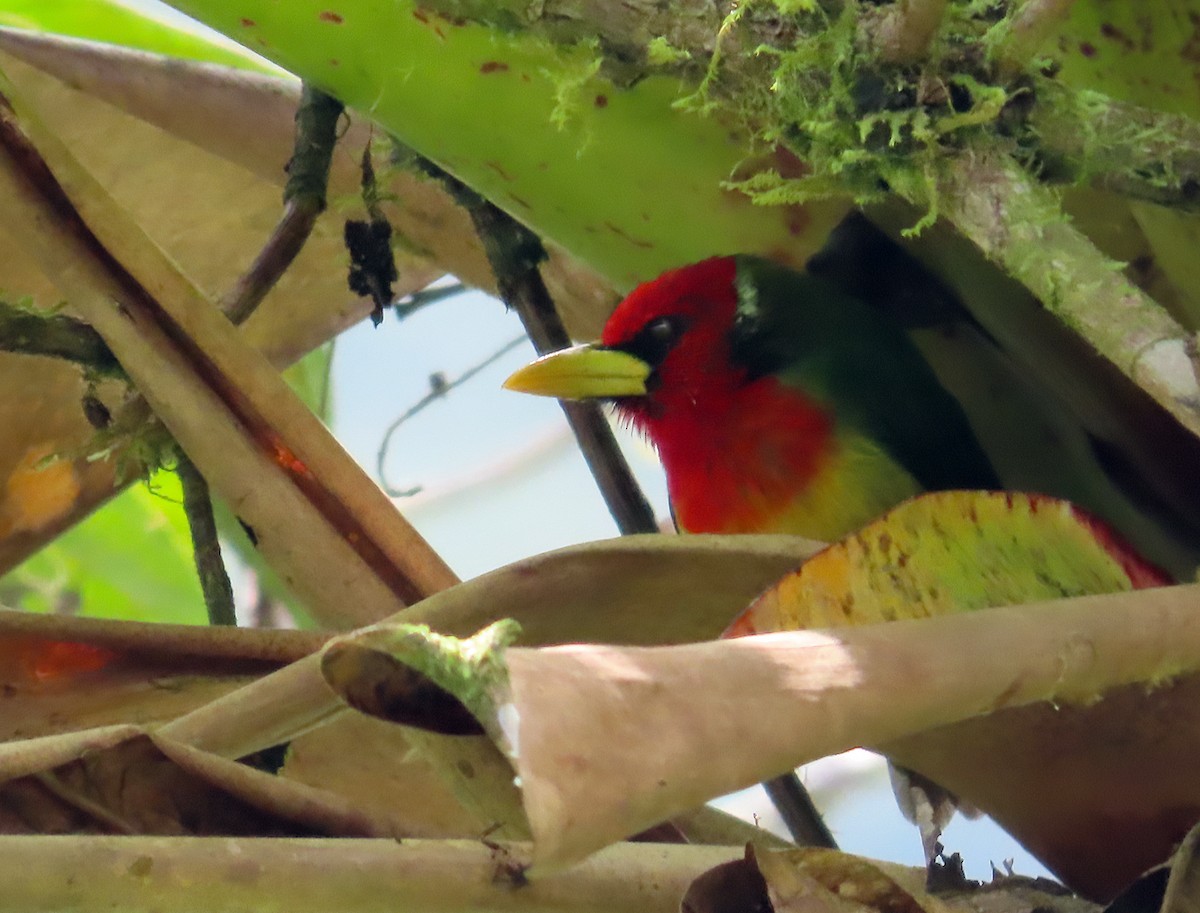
610;314;692;393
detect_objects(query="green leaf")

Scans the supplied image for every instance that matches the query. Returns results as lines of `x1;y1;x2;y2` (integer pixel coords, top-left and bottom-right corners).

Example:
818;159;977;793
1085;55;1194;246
0;470;206;623
0;0;272;70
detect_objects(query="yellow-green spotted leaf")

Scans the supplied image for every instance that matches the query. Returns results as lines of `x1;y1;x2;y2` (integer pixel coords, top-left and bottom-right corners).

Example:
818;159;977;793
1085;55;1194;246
730;490;1168;635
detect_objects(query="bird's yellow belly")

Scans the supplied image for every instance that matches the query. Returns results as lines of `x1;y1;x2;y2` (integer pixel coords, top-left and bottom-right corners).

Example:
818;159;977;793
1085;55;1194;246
672;430;923;542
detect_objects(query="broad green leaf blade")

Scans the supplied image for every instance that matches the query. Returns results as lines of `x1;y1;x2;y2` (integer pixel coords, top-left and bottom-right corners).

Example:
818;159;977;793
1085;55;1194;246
0;0;271;70
1;471;204;623
160;0;851;290
1048;1;1200;329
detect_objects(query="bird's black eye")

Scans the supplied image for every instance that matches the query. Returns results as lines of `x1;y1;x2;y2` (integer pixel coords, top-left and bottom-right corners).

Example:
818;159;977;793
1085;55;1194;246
619;315;691;367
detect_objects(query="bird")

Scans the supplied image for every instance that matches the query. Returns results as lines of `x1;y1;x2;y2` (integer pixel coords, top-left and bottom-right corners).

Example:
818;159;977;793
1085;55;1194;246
503;253;1003;545
504;250;1200;581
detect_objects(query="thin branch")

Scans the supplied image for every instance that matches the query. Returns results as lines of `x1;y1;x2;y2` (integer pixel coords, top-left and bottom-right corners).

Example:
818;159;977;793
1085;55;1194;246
0;301;123;377
377;334;527;497
222;84;344;326
176;450;237;627
861;0;949;64
399;148;659;536
393;281;468;319
763;773;838;848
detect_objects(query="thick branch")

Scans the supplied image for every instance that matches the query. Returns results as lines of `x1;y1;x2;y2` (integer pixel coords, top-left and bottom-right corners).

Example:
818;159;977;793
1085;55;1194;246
1030;78;1200;212
885;144;1200;436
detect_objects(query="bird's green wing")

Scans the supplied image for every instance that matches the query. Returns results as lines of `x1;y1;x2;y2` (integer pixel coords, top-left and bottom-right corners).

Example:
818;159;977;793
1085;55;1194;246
731;255;1001;493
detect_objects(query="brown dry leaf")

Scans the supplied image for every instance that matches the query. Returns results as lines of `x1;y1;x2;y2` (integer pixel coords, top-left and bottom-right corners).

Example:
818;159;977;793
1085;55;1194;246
1159;821;1200;913
0;60;459;627
682;852;773;913
332;581;1200;872
0;609;323;743
880;676;1200;903
755;846;939;913
280;712;482;839
147;534;815;843
0;726;415;840
0;39;444;578
744;847;1098;913
172;533;819;757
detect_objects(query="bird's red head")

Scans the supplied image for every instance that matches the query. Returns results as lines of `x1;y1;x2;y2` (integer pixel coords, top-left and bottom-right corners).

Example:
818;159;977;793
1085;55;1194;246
600;256;743;425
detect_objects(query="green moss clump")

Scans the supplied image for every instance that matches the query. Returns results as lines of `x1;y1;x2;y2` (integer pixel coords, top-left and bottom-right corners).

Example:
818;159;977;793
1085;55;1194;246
646;36;691;66
710;2;1021;230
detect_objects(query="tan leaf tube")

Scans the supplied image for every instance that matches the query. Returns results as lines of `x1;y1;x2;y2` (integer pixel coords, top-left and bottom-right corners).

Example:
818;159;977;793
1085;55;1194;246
321;583;1200;871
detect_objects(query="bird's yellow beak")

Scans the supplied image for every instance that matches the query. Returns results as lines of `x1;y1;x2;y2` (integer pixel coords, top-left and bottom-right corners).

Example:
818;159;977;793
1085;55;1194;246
503;344;651;399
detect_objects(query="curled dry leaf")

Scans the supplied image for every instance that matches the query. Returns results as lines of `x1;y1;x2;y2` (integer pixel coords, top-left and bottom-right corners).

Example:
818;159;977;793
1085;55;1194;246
159;534;816;843
754;846;939;913
0;725;419;841
311;493;1200;873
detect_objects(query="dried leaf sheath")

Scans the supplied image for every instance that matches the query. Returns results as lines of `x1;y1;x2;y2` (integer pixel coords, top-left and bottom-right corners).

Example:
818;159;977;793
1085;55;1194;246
323;583;1200;871
0;68;455;627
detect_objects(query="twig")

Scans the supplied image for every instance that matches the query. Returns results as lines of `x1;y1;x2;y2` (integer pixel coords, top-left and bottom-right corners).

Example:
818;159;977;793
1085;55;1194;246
0;301;123;377
393;281;467;319
399;148;659;536
763;772;838;848
861;0;949;64
223;84;344;326
377;334;527;497
176;450;237;627
991;0;1080;76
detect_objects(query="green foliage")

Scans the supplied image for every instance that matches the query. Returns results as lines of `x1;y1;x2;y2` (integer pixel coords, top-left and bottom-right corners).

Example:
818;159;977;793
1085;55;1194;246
0;0;271;70
0;470;206;623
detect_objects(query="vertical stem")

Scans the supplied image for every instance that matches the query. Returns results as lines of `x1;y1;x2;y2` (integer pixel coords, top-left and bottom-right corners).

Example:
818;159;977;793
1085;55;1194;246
403;148;659;536
176;451;237;627
223;84;344;326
